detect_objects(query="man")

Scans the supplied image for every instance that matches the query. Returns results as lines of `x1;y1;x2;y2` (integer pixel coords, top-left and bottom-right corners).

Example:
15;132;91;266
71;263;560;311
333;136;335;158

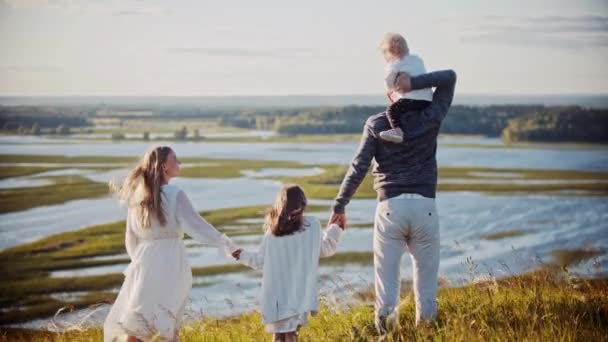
329;69;457;334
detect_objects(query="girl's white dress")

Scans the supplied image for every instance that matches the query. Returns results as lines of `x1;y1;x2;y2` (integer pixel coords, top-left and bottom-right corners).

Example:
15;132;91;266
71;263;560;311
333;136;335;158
104;184;233;342
238;216;342;333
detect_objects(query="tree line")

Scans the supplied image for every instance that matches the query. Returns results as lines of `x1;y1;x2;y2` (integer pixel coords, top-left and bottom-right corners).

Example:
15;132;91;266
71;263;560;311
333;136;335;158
2;103;606;143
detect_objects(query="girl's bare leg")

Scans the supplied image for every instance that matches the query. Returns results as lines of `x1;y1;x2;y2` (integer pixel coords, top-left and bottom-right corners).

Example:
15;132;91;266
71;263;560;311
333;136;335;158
273;333;285;342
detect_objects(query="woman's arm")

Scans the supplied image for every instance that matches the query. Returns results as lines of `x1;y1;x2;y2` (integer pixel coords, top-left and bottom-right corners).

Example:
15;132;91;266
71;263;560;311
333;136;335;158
125;210;139;259
234;234;267;270
320;223;343;258
176;190;237;251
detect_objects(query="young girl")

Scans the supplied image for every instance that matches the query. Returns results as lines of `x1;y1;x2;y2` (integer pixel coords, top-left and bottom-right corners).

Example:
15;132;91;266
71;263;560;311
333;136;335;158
380;32;433;143
230;185;343;342
103;146;239;342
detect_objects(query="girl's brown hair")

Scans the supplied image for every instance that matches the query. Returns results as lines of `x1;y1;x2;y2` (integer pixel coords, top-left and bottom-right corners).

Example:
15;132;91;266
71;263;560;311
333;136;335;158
113;146;173;228
264;185;308;236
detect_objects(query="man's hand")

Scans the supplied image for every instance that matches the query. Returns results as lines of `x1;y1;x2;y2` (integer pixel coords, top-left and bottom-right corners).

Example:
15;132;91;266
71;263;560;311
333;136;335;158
329;212;347;230
395;72;412;93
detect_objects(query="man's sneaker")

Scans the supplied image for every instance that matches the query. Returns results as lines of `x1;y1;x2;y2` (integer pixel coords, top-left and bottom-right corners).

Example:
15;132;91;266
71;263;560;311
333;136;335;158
379;127;404;143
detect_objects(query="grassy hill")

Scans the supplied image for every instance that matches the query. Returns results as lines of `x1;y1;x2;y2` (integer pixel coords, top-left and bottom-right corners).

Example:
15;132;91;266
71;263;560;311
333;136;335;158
2;269;606;341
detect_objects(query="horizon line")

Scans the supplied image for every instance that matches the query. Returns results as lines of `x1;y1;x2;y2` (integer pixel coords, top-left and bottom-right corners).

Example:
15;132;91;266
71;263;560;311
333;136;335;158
1;93;608;98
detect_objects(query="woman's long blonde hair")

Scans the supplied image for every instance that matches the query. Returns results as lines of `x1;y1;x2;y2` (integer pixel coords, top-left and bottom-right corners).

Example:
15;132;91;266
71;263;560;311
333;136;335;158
264;185;308;237
113;146;173;228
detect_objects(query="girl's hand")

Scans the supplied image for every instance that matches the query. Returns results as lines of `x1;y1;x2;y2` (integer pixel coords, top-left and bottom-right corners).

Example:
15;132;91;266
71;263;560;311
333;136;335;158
329;212;346;230
232;249;242;260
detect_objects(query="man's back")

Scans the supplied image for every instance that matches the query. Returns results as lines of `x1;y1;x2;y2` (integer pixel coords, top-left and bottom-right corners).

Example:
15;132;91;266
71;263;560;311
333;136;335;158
332;70;457;213
366;109;441;200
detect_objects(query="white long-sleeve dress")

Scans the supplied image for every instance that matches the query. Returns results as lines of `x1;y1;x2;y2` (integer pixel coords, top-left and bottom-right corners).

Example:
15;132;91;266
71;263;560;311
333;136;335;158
238;216;342;333
104;184;234;342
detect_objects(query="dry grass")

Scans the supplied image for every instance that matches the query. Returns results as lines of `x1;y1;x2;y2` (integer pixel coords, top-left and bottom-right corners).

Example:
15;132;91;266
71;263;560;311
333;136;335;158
1;269;606;341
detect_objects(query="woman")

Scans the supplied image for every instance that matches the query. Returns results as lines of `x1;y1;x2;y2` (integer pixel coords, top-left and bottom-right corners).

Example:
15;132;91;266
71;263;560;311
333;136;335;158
104;146;239;342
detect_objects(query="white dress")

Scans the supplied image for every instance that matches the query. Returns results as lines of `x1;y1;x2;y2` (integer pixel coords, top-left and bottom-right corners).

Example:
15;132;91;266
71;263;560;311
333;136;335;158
104;184;233;342
238;216;342;333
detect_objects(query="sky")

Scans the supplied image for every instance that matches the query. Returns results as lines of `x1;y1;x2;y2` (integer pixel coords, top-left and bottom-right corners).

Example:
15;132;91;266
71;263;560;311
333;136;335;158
0;0;607;96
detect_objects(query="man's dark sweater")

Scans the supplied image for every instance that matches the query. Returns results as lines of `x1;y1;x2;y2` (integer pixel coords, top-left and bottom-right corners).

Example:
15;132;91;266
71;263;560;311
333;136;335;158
332;70;457;214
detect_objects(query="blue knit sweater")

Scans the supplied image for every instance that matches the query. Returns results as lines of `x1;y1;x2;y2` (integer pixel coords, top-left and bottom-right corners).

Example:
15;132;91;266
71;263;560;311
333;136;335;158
332;70;457;213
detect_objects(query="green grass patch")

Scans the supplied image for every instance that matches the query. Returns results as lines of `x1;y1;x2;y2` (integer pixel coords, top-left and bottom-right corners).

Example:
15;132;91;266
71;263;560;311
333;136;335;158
438;182;608;195
179;159;313;178
57;133;362;144
0;176;110;214
439;166;608;181
0;166;64;179
445;142;608;151
0;165;120;180
191;264;251;277
320;251;373;266
0;154;137;164
0;154;319;181
1;273;124;302
0;292;116;326
550;248;604;268
480;229;530;240
202;133;362;143
284;164;608;200
2;270;606;341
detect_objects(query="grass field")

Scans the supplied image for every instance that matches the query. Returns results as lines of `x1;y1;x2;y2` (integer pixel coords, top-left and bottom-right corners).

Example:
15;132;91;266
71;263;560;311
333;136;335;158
1;269;606;341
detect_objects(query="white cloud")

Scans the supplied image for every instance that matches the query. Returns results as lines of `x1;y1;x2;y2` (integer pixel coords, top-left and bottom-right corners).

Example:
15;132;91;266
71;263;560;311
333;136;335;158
164;47;318;59
2;0;171;16
454;15;608;49
0;65;64;72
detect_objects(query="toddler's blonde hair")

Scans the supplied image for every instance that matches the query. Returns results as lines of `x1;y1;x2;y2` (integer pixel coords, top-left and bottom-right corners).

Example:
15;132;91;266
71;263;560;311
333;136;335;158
380;32;409;61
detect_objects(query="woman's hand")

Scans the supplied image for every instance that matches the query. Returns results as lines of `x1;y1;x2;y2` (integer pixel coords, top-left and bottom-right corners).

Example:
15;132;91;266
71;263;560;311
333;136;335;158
394;72;412;93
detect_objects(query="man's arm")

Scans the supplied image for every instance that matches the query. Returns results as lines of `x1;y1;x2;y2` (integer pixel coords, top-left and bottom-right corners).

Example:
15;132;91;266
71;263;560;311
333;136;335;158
397;69;457;122
331;123;377;214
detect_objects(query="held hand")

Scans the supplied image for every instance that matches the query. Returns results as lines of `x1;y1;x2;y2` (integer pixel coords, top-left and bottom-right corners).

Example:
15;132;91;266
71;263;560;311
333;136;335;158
329;212;347;230
395;72;412;93
222;234;241;254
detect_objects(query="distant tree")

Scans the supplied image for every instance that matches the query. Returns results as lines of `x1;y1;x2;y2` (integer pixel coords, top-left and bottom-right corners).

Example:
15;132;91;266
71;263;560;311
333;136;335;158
57;124;71;135
31;122;41;135
193;128;201;140
17;125;27;135
273;118;282;132
174;126;188;140
143;132;150;141
256;116;270;130
3;122;19;130
112;132;126;140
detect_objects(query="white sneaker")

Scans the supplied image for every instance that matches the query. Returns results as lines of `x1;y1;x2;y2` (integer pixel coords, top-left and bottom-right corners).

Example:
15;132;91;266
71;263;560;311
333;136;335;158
379;127;404;143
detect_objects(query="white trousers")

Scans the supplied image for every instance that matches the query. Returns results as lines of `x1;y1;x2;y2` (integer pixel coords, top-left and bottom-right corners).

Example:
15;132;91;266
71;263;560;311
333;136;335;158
373;195;440;326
